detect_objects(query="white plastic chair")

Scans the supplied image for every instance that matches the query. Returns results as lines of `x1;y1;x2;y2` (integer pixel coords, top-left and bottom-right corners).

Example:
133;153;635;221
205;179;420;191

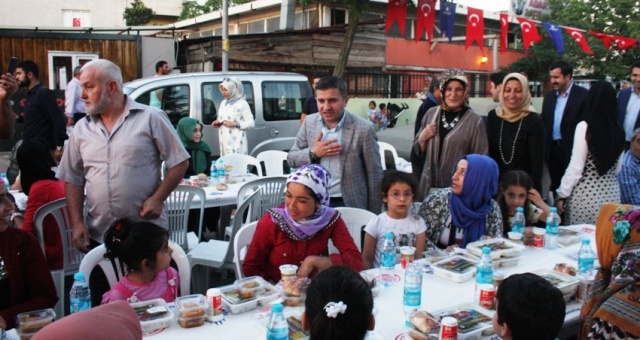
34;198;85;318
232;221;258;280
378;141;412;173
78;240;191;297
328;207;376;253
256;150;289;176
224;176;287;239
165;185;205;251
188;190;260;293
219;154;263;177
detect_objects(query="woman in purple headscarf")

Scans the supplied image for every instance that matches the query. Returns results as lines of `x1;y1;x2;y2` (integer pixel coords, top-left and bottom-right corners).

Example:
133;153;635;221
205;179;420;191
418;154;503;250
242;164;363;283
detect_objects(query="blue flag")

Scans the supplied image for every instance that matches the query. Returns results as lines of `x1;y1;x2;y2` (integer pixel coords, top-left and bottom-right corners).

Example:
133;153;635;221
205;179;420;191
543;22;564;54
440;1;456;42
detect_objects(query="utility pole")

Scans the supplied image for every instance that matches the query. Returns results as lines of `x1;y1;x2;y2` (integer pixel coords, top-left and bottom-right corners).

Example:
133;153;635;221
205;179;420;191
222;0;229;72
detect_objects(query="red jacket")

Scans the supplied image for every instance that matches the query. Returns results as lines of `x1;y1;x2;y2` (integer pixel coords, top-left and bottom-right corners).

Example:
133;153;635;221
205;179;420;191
243;212;363;282
21;179;65;270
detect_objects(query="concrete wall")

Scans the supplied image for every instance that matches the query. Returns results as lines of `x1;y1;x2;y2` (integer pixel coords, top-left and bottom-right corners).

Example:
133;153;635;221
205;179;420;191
140;37;177;78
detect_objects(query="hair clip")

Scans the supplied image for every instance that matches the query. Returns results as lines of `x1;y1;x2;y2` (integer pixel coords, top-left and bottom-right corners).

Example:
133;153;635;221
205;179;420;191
112;236;121;243
324;301;347;318
115;223;122;231
168;278;176;287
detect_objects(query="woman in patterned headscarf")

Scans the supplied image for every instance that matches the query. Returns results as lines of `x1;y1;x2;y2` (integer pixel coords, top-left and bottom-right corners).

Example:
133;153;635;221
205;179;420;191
412;68;489;200
212;76;255;155
242;164;363;283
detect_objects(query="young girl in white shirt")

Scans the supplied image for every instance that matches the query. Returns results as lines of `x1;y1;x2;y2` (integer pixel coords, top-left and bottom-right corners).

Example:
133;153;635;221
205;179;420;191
362;171;426;269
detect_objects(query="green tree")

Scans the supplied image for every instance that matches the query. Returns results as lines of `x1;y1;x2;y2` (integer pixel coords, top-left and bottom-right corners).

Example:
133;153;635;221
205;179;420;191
123;0;156;26
179;0;252;20
509;0;640;81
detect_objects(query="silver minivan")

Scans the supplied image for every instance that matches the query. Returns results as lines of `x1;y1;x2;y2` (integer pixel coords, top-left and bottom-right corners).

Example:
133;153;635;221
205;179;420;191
123;71;312;157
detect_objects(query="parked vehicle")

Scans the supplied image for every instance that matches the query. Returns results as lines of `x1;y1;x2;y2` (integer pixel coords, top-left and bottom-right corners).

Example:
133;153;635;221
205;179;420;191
123;71;312;157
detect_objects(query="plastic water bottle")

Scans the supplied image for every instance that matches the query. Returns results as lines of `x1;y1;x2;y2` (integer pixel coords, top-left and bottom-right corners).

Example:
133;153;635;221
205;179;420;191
210;160;217;179
545;207;560;250
379;232;396;287
403;262;422;325
0;173;9;191
217;158;226;183
69;272;91;314
475;247;494;303
512;206;525;234
577;238;595;274
266;303;288;340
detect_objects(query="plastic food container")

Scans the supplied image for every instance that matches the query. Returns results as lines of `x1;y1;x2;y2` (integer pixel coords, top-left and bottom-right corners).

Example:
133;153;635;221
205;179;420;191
130;299;174;334
464;253;522;269
466;238;524;260
221;278;280;314
432;255;477;283
235;276;266;299
16;309;56;339
175;294;207;328
430;305;494;340
280;276;311;307
422;249;449;263
533;269;579;301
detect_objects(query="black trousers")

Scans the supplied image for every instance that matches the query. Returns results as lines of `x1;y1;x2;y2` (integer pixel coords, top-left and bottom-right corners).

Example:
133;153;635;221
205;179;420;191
548;141;569;194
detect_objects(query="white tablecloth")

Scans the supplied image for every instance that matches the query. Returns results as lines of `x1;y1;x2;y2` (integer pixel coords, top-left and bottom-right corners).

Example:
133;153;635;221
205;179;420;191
144;230;594;340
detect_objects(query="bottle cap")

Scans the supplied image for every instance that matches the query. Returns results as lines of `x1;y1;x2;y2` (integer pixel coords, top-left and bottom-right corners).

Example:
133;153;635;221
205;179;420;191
74;272;85;280
272;303;283;312
384;232;393;239
482;246;491;254
582;238;590;244
516;206;524;212
550;207;557;212
207;288;221;297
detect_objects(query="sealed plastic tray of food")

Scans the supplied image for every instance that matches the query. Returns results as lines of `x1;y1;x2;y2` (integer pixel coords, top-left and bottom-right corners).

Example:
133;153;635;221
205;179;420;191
532;269;579;301
431;255;478;283
422;248;449;263
463;252;522;269
430;304;495;340
130;298;174;333
465;238;524;260
175;294;207;328
557;227;584;246
220;277;280;314
16;308;56;339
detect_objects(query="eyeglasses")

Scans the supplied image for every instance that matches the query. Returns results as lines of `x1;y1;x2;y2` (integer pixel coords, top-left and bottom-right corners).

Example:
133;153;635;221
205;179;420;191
388;192;413;200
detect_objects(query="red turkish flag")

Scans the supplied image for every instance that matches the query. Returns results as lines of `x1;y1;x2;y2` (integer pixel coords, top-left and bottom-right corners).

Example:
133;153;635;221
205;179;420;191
416;0;436;42
564;28;593;54
611;35;638;49
465;7;484;50
500;13;509;53
516;17;542;50
589;31;612;50
386;0;407;36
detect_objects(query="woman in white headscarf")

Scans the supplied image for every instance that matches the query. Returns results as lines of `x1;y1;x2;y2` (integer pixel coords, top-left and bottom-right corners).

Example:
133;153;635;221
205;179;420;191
212;76;255;155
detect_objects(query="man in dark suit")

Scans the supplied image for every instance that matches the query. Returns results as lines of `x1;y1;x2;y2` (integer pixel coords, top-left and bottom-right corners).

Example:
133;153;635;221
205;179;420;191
541;61;588;195
617;61;640;148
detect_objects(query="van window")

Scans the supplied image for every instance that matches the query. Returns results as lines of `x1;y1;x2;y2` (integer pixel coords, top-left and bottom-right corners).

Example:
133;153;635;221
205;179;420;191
133;84;190;126
262;81;311;121
201;81;255;125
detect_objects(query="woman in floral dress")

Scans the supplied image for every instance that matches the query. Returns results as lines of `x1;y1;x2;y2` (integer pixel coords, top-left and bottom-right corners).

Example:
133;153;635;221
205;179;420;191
212;76;255;155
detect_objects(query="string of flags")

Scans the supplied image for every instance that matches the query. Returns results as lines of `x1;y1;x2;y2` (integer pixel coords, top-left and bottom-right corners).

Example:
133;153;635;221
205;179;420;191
385;0;640;54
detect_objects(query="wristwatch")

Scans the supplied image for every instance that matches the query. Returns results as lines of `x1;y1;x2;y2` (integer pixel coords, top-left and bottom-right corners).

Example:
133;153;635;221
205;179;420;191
309;150;320;164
